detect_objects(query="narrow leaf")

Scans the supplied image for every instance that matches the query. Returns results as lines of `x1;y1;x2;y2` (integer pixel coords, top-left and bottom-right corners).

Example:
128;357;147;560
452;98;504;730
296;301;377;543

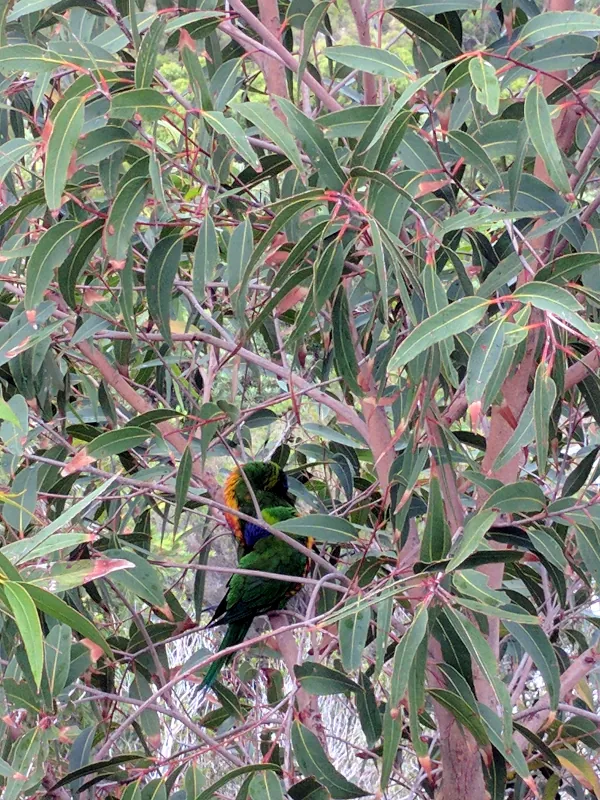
5;581;44;689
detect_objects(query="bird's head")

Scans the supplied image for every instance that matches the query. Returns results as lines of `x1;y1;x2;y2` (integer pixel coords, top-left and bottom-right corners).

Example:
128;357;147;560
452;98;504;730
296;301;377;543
224;461;294;510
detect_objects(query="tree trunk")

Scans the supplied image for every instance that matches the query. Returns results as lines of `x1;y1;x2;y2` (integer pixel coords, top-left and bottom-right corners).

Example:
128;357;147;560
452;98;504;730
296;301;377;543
434;705;488;800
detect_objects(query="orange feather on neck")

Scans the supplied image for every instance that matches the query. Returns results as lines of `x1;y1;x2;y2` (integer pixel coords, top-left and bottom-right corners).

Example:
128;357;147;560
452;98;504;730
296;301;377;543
223;468;244;544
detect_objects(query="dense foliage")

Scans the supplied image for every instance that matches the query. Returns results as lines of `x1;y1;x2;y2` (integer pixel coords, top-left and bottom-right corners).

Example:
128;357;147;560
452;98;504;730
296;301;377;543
1;0;600;797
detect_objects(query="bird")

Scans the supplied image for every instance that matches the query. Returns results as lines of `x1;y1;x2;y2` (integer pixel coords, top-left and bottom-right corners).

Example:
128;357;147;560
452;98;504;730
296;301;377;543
223;460;296;554
199;505;312;694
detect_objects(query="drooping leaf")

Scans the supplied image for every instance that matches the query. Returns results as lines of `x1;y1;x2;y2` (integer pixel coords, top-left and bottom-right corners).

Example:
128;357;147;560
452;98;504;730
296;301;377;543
232;103;303;172
291;722;368;799
202;110;261;170
323;45;410;80
505;619;559;710
389;297;488;369
524;83;571;195
533;363;557;476
469;57;500;115
44;96;85;212
294;662;361;696
446;510;497;572
276;514;359;543
194;765;282;800
339;597;371;673
25;221;80;311
4;581;44;689
110;88;170;121
102;548;166;608
146;235;183;345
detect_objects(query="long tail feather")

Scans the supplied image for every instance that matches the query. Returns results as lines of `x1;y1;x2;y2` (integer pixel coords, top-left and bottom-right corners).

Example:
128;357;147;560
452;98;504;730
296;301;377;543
199;620;252;695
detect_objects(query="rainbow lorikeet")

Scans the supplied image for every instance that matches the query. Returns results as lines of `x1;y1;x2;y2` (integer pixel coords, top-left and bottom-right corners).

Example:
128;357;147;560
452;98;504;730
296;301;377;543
199;505;312;693
223;461;295;554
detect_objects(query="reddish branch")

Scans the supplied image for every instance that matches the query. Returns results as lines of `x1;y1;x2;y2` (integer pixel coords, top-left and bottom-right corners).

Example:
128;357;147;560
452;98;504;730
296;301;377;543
347;0;376;105
256;0;289;119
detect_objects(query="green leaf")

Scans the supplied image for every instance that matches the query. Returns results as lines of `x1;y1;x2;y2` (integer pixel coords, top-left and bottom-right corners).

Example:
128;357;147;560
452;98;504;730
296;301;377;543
85;426;150;458
505;619;559;709
339;598;371;673
332;286;363;395
356;674;382;747
455;598;538;624
374;594;393;679
323;45;410;80
446;510;497;572
313;240;344;312
174;445;192;533
422;263;458;387
533;363;557;476
428;689;489;746
276;514;359;543
4;581;44;689
0;139;36;184
537;252;600;284
227;218;254;321
50;754;143;791
294;662;361;695
389;603;428;706
524;84;571;195
513;281;600;343
146;235;183;345
291;721;368;799
420;477;450;562
447;130;501;184
4;465;38;533
556;749;600;796
279;99;345;190
111;88;170;121
380;713;402;791
25;221;79;311
20;584;112;656
8;0;70;19
76;125;134;167
129;671;161;745
241;190;323;293
478;706;529;780
249;771;285;800
194;765;282;800
12;476;117;565
1;531;93;564
105;158;151;262
58;218;104;310
29;558;134;592
44;624;72;695
103;548;166;608
574;524;600;585
563;446;600;496
483;482;547;514
135;17;165;88
45;96;85;212
466;320;506;407
388;8;462;58
519;11;600;44
469;57;500;115
297;1;329;90
389;297;488;369
232;103;303;172
389;0;480;13
193;215;219;299
0;44;68;72
494;391;535;470
202;111;261;170
443;607;512;747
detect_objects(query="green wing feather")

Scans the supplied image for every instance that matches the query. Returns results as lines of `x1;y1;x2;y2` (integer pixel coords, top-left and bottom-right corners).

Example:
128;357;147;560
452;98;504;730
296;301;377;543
200;507;309;693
